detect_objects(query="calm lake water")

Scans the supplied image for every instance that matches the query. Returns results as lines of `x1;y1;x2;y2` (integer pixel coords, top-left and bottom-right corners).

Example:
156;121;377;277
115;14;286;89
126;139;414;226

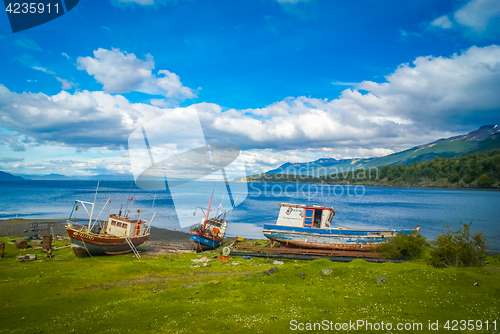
1;180;499;252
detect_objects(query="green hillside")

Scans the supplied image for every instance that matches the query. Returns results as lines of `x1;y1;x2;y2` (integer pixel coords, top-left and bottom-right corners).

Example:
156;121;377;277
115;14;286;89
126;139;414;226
267;125;500;177
363;138;479;168
247;149;500;189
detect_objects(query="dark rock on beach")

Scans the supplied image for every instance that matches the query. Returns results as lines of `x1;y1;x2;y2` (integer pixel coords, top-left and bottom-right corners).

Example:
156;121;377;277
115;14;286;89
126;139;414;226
376;276;389;283
265;267;278;275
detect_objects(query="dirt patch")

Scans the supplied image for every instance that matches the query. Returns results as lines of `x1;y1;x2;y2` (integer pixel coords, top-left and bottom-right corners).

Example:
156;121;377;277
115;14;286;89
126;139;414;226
76;275;169;291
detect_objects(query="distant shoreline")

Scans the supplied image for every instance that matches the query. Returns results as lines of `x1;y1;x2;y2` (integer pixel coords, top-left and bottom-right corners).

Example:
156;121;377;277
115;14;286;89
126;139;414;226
241;179;500;191
2;178;499;191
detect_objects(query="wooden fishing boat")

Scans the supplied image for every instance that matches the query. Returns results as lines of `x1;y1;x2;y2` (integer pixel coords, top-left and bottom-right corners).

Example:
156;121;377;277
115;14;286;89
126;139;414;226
189;215;227;252
188;186;228;252
66;213;151;258
263;203;418;251
66;185;155;258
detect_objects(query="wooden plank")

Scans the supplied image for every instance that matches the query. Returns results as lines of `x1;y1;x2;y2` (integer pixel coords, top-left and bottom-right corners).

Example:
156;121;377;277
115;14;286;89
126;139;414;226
235;245;382;258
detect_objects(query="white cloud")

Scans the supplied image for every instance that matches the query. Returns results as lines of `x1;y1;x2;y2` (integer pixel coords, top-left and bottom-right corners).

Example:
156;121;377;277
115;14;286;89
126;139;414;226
277;0;309;3
355;45;500;126
77;48;197;103
116;0;155;5
332;81;358;86
454;0;500;32
14;37;43;52
430;0;500;36
431;15;453;29
56;77;77;90
0;146;132;177
1;45;500;175
32;66;54;74
62;52;70;59
0;85;167;149
239;147;396;175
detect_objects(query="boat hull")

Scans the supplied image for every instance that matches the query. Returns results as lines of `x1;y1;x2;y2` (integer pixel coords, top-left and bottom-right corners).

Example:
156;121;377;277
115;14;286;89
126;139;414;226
263;224;414;251
189;232;223;252
67;227;149;257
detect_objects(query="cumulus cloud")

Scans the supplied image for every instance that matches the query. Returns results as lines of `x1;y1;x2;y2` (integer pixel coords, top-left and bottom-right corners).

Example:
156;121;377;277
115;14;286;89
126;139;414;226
356;45;500;128
0;133;28;151
430;0;500;36
192;46;499;152
0;85;166;149
1;45;499;172
77;48;197;103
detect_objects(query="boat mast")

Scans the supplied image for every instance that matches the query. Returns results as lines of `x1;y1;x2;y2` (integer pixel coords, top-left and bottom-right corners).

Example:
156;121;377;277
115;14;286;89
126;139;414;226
203;183;216;230
145;195;157;235
91;198;111;227
88;181;99;231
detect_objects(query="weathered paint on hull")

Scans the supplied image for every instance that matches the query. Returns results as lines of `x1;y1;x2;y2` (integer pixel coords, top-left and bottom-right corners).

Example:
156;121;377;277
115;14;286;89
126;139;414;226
263;224;414;251
189;233;222;252
67;227;149;257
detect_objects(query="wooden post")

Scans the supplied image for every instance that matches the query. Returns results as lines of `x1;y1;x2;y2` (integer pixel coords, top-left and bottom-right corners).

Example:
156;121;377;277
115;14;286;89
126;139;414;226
42;235;52;252
0;241;5;259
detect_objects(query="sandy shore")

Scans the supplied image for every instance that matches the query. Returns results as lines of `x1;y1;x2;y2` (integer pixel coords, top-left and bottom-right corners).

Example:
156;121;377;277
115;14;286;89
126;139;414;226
0;218;193;252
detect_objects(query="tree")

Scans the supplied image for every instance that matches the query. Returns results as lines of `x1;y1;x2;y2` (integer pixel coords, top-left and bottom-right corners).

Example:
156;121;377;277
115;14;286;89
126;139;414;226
477;174;493;188
429;222;488;268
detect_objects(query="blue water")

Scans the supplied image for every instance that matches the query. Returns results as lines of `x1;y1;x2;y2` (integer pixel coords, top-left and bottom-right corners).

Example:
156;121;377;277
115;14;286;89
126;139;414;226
1;180;499;252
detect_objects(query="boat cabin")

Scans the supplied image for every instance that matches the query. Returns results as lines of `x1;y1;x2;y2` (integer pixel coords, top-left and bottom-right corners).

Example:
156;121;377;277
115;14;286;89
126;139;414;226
106;214;146;237
193;217;228;238
276;203;335;229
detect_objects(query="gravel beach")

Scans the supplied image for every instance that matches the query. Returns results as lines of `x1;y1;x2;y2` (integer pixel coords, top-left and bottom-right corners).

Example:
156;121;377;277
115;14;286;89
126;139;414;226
0;218;192;252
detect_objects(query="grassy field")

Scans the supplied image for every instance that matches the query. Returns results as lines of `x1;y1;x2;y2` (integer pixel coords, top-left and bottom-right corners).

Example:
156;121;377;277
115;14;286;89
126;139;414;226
1;236;499;334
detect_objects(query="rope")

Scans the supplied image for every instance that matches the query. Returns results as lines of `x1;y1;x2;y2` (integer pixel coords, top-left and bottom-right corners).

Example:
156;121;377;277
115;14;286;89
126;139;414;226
80;236;102;262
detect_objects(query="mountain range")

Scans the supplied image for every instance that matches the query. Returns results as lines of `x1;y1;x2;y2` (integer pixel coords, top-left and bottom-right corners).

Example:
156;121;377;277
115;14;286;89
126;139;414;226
265;125;500;177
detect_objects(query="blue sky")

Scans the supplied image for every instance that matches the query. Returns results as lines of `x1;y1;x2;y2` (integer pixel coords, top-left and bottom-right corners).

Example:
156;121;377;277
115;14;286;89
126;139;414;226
0;0;499;177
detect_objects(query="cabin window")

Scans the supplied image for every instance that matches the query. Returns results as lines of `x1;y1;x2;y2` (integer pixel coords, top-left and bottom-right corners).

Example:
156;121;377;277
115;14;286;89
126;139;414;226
313;209;323;228
111;220;116;226
122;223;127;229
117;222;122;227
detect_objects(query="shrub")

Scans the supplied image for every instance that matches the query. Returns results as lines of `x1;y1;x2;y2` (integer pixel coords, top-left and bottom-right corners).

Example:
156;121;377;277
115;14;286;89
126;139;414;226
477;174;493;188
376;232;429;260
447;172;460;183
429;222;488;268
462;174;473;184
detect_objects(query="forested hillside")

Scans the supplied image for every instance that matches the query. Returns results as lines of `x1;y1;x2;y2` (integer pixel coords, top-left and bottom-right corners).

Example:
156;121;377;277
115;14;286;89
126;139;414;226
245;149;500;189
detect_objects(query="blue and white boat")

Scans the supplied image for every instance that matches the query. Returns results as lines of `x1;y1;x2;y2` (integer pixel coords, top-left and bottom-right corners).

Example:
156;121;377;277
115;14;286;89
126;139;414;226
263;203;417;251
188;186;228;252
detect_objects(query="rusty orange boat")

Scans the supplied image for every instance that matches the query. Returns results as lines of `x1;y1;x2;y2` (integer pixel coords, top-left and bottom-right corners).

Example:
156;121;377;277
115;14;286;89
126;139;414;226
66;185;155;258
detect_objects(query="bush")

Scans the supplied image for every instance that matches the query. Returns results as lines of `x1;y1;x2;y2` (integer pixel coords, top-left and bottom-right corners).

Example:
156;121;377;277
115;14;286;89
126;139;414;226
477;174;493;188
447;172;460;183
429;222;488;268
462;174;473;184
376;232;429;260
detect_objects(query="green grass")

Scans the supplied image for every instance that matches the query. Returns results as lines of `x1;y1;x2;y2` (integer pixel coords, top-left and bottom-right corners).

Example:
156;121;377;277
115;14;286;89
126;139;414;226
1;237;499;333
